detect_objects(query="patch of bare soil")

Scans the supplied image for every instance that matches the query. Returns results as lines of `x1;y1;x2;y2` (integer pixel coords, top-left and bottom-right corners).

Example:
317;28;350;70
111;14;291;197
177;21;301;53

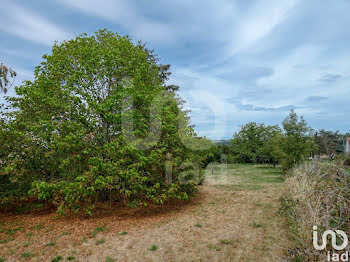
0;186;289;262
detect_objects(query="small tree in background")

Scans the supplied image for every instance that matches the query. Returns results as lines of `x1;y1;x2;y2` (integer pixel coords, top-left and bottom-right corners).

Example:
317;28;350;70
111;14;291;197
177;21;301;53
272;110;316;171
315;129;339;159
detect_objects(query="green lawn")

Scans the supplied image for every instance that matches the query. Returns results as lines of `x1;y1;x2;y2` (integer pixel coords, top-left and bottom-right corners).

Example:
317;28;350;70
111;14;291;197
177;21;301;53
205;164;284;191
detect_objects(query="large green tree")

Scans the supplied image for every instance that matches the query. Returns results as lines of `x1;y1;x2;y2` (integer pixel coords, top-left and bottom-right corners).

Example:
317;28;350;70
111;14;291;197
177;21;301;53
0;30;199;214
229;122;282;164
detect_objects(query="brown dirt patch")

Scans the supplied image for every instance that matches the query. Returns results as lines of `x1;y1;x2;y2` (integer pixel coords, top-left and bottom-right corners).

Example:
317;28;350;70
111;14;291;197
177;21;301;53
0;185;289;261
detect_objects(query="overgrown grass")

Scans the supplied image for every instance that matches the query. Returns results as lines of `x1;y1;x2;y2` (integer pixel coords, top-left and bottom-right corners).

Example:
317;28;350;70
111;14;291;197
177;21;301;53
281;162;350;261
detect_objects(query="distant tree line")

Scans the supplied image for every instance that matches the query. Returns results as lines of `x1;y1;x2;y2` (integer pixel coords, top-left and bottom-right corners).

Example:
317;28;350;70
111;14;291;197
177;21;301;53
217;110;349;172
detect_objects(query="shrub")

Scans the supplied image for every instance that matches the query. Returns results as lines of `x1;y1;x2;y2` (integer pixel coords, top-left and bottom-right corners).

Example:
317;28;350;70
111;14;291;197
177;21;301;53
282;162;350;260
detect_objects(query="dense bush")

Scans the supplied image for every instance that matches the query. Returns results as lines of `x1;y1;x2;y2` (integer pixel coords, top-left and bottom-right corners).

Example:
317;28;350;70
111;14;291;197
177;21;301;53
282;162;350;260
0;30;208;214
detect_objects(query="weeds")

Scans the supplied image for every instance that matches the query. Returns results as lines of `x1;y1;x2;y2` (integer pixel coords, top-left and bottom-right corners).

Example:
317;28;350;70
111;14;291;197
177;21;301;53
208;244;221;251
92;225;108;238
282;162;350;260
20;252;31;258
252;222;262;228
51;255;62;262
220;239;233;245
61;230;70;236
149;245;158;251
46;241;55;247
31;223;44;230
25;232;33;238
96;238;106;245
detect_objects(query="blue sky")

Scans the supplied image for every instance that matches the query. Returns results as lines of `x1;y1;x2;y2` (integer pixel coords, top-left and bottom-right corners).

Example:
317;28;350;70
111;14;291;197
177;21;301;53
1;0;350;139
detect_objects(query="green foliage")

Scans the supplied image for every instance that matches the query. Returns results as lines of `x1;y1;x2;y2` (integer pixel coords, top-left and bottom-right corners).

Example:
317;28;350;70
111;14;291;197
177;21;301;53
51;256;63;262
229;122;281;164
0;30;199;213
207;243;221;251
149;245;158;251
198;139;222;168
220;239;233;245
91;226;107;238
20;252;31;258
271;110;316;171
45;241;55;247
223;110;316;172
96;238;106;245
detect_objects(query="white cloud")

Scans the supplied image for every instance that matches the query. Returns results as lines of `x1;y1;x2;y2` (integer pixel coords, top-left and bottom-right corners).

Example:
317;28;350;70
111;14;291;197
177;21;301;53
225;0;300;56
0;1;72;46
1;0;349;136
58;0;178;45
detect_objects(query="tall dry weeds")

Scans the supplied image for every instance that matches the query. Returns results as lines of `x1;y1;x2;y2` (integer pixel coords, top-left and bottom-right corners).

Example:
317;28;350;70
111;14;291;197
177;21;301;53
282;161;350;261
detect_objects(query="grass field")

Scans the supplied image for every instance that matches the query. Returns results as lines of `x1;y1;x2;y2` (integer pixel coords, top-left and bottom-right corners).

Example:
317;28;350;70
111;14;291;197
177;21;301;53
0;164;290;262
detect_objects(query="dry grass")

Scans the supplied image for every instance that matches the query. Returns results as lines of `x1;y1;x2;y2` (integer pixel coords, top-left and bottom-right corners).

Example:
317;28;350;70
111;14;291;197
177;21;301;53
0;164;290;261
282;161;350;261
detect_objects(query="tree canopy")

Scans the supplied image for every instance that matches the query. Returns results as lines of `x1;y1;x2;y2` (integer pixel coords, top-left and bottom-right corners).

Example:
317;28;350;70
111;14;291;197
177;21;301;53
271;110;316;171
229;122;281;164
0;30;203;214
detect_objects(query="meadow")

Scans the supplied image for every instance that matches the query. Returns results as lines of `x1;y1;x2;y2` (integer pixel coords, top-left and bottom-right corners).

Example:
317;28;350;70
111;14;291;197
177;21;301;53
0;164;290;262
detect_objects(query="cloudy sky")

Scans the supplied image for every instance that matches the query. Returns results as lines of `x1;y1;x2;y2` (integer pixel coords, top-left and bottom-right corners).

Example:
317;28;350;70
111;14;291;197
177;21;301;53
1;0;349;139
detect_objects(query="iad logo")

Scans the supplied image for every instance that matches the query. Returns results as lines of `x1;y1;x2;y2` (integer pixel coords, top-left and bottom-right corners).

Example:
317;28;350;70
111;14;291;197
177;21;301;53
313;225;349;261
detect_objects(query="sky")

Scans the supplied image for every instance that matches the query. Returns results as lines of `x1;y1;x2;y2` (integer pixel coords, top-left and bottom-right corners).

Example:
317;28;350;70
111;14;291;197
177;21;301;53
1;0;350;139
